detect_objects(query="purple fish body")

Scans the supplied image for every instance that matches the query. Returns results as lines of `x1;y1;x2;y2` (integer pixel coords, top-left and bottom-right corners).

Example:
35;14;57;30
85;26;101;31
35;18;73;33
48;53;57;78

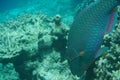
67;0;120;76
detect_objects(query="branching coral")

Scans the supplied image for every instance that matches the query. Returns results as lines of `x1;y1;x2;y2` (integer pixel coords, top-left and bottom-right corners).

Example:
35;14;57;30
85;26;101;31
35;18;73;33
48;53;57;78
0;13;47;60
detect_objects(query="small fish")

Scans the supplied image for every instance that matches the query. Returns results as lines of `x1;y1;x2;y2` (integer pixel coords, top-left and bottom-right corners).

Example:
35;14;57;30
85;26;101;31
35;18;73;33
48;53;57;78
66;0;120;77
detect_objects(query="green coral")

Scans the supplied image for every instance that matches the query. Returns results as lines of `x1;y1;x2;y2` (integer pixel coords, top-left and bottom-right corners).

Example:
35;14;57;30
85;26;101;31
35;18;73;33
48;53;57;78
0;63;19;80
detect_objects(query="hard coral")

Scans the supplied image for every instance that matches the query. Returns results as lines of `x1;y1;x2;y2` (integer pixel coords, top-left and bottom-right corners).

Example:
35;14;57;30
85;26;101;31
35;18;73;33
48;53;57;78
0;12;78;80
0;13;46;61
0;63;19;80
53;14;62;26
33;50;80;80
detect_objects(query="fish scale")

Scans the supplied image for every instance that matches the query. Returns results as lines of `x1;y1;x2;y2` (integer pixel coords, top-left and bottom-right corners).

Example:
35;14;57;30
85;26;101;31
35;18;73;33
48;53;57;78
66;0;120;77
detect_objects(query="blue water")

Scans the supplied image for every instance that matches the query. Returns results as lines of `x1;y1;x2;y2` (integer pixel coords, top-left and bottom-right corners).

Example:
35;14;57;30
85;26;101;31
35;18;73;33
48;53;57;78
0;0;77;23
0;0;29;12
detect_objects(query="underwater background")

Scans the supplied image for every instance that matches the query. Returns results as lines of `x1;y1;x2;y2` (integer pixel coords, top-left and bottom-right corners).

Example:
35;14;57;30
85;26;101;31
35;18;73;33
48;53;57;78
0;0;120;80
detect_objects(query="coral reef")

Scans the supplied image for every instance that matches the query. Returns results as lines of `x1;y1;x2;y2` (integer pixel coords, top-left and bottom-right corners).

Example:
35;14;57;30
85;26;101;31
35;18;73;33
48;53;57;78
33;50;80;80
0;13;50;80
0;63;19;80
0;13;45;60
53;14;62;26
0;13;79;80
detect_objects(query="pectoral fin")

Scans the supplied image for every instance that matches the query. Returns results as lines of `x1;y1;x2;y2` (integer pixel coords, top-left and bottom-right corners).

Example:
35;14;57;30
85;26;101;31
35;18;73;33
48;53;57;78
95;46;109;58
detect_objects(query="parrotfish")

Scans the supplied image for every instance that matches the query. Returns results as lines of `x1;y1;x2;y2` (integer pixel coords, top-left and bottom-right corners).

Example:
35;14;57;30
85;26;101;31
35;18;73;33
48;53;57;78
66;0;120;77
